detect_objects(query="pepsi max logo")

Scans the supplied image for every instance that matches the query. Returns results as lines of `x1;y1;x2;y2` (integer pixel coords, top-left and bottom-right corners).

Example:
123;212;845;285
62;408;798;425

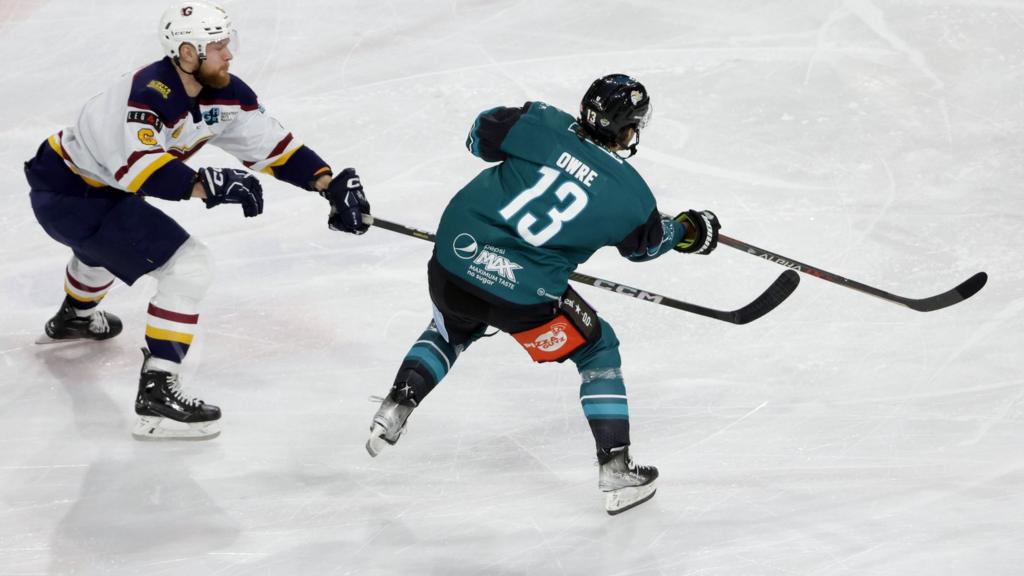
452;233;478;260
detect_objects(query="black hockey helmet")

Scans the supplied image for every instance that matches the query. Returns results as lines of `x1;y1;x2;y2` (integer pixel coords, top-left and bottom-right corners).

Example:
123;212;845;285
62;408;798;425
579;74;652;153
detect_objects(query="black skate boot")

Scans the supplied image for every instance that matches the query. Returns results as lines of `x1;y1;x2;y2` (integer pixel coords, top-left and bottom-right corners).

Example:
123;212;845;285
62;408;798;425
37;297;122;344
133;349;221;440
598;446;658;515
366;381;418;457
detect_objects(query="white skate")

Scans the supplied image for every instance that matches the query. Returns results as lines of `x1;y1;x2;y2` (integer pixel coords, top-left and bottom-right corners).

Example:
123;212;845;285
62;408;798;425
599;446;658;515
366;394;415;457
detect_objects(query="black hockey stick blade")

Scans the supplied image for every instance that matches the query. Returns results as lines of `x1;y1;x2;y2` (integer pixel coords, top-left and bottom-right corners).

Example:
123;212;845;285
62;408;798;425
728;269;801;323
899;271;987;312
718;233;988;312
365;215;799;324
569;269;799;325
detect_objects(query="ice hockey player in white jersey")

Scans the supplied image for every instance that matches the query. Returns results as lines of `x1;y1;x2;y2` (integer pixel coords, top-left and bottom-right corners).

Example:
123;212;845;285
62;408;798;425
25;1;371;440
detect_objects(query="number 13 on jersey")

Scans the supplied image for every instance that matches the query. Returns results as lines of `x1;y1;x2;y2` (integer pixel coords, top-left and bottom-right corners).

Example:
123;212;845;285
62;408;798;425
498;166;589;246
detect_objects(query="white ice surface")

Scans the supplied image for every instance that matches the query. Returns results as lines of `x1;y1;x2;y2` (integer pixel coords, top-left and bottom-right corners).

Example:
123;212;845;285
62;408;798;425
1;1;1022;574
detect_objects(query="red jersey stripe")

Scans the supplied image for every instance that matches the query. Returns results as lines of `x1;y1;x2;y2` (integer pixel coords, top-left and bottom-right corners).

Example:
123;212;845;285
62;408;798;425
147;303;199;324
126;99;155;112
267;133;294;160
114;149;166;181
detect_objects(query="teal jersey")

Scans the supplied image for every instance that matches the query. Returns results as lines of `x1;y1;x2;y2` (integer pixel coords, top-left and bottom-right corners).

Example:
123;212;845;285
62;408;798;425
436;102;681;305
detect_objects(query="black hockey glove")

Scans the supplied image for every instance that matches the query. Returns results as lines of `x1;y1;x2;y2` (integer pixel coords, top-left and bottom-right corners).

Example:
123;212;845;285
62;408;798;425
321;167;370;234
673;209;720;254
198;167;264;218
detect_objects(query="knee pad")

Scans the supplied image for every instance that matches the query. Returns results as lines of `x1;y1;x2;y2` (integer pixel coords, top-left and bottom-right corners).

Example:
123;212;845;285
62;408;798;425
150;238;213;304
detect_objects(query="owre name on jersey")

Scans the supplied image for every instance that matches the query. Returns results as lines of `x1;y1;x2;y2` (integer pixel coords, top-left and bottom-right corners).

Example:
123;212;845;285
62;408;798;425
555;151;599;188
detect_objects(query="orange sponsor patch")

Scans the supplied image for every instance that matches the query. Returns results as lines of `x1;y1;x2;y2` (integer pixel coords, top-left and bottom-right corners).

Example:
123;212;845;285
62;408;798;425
511;315;587;363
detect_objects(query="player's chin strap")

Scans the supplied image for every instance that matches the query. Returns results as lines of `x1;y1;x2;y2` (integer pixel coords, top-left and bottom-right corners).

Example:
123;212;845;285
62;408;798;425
617;137;639;159
617;130;640;159
173;54;208;85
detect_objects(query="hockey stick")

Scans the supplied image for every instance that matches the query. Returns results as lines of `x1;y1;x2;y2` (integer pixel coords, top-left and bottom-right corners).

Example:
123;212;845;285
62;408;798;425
717;234;987;312
363;215;800;325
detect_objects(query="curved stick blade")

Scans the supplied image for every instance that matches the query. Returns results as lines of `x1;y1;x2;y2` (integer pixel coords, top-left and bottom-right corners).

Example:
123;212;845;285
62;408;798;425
902;272;988;312
730;269;800;324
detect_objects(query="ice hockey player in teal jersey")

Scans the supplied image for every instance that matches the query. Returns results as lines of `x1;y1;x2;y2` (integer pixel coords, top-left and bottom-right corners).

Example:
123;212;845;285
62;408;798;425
366;74;722;515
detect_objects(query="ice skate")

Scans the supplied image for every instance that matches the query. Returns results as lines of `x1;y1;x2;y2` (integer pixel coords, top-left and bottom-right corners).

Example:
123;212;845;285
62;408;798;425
599;446;658;515
133;349;221;440
366;384;417;457
36;298;122;344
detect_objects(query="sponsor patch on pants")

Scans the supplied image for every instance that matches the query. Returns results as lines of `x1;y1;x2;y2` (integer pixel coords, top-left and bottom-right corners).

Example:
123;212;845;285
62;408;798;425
512;314;587;363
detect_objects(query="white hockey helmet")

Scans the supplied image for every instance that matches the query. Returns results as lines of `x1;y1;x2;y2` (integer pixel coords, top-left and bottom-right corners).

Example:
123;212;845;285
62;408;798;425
158;1;234;60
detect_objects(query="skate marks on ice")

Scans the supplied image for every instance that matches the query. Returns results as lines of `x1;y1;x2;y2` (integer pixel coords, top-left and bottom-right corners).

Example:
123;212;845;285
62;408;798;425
809;0;944;89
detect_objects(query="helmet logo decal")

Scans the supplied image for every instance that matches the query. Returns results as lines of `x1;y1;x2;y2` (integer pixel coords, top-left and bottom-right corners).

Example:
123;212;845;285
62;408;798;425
160;2;233;58
630;90;644;105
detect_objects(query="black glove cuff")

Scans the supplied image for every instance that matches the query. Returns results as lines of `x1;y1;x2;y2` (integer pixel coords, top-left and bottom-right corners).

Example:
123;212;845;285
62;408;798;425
197;171;217;207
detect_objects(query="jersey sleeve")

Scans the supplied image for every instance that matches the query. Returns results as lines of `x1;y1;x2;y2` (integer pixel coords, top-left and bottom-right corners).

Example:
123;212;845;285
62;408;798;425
211;78;332;190
465;103;531;162
117;101;195;201
615;208;685;262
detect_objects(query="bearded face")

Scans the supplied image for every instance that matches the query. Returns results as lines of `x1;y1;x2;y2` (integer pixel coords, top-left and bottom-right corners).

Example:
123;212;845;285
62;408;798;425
191;38;233;89
196;58;231;89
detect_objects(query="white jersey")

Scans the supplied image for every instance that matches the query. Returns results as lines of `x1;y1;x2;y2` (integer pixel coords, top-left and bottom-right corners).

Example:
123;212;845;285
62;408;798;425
46;57;329;200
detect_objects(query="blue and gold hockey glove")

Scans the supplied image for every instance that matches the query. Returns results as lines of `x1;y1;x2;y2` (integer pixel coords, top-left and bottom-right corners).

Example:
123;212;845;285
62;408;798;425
673;209;720;254
198;167;264;218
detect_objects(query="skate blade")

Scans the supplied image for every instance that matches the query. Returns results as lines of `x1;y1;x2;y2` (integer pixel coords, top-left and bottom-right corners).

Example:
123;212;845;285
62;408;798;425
366;421;407;457
132;415;221;441
35;334;90;345
605;482;657;515
366;423;388;457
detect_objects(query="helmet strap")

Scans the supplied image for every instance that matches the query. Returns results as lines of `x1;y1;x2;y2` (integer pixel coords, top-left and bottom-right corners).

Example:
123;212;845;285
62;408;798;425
616;128;640;159
173;51;207;83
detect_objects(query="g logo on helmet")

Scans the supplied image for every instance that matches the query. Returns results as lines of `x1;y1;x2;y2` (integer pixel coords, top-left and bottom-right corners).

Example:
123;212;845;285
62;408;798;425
182;6;193;16
452;233;478;260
